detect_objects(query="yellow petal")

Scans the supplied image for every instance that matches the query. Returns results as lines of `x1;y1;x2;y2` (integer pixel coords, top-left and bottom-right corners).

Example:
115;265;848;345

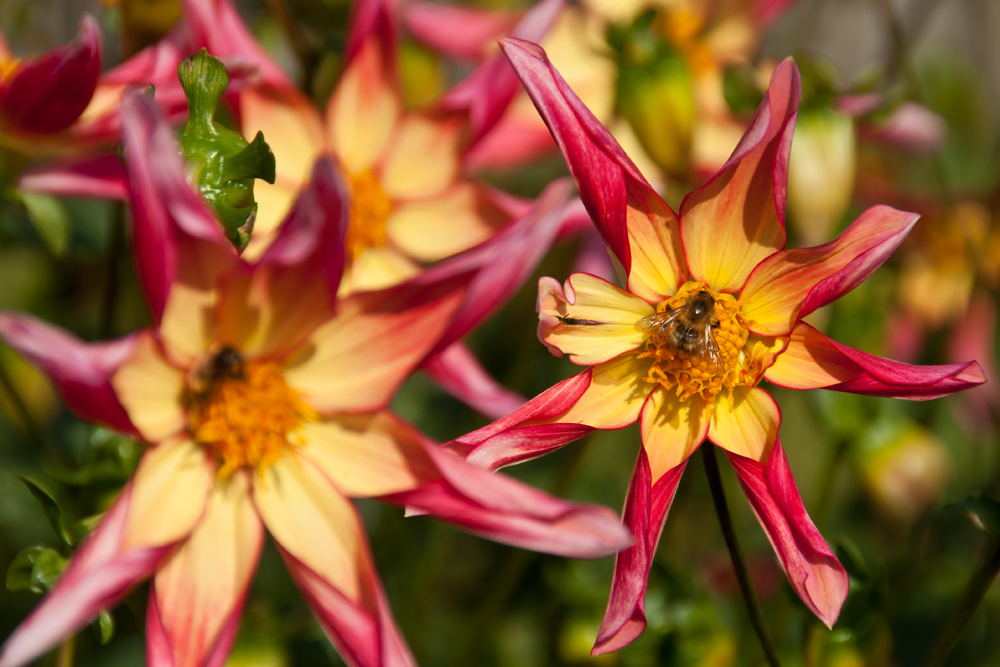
111;331;186;443
625;188;685;303
538;273;653;366
240;87;324;188
707;386;780;461
254;455;369;603
242;179;300;261
641;388;707;482
378;115;462;199
552;352;654;428
151;472;263;667
326;39;400;174
340;246;421;294
763;322;859;389
298;412;437;498
386;185;505;263
122;439;214;550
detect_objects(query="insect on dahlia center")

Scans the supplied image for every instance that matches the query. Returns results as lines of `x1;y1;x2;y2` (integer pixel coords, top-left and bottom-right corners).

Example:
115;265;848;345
185;345;316;477
347;169;393;260
635;282;752;403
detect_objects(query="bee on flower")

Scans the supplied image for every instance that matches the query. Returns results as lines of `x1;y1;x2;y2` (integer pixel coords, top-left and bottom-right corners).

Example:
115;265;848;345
447;39;986;655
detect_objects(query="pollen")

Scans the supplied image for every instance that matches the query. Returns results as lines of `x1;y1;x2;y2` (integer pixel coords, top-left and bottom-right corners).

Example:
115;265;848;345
637;282;757;403
186;350;317;477
347;169;393;260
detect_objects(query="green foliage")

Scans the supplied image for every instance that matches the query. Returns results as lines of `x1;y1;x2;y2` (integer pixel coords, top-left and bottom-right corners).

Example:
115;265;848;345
6;546;66;595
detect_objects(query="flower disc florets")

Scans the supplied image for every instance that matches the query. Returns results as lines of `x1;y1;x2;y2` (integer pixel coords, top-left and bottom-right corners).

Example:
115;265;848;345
636;282;750;402
185;345;316;476
347;169;393;259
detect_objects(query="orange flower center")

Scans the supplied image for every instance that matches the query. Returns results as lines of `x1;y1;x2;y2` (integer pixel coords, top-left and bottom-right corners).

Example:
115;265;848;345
347;169;393;260
0;57;20;84
636;282;752;403
185;345;316;477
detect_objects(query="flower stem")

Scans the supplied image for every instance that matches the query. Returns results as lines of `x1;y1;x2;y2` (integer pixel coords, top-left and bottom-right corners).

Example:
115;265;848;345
55;634;75;667
702;444;781;667
922;535;1000;667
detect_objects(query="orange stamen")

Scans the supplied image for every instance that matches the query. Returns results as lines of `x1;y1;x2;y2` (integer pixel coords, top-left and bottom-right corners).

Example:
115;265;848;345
186;354;316;477
347;169;393;260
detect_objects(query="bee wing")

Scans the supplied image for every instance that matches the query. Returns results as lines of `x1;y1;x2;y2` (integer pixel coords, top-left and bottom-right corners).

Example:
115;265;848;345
700;326;725;368
636;308;682;335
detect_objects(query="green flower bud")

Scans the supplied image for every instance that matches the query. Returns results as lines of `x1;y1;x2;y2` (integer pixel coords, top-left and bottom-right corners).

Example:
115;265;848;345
176;49;276;252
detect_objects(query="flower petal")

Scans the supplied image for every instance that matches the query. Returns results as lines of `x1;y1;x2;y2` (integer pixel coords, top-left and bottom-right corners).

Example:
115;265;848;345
0;15;100;135
725;440;849;628
377;115;462;200
254;454;417;667
0;440;213;667
146;472;263;667
120;90;235;323
537;273;653;366
553;352;654;429
438;0;562;146
640;388;707;482
420;342;525;420
707;386;780;462
404;0;518;61
680;58;800;293
384;441;631;558
740;205;919;336
386;185;505;264
0;311;139;436
298;411;438;498
283;273;467;413
453;370;595;470
111;330;186;443
593;451;685;655
326;38;400;175
764;322;987;399
499;37;685;299
17;154;127;201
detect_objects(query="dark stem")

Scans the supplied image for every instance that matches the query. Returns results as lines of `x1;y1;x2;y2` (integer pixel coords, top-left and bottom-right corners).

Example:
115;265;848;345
100;204;125;339
922;536;1000;667
702;444;781;667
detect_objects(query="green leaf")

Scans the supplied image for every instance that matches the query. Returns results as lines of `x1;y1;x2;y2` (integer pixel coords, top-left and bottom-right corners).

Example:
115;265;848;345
222;131;276;185
18;476;74;546
19;192;69;256
957;495;1000;546
835;536;871;583
7;546;67;594
97;610;114;645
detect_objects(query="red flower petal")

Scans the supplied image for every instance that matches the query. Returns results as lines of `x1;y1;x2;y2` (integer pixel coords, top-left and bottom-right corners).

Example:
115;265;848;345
404;0;519;62
593;450;686;655
725;441;848;629
421;342;525;420
0;312;139;436
0;16;101;135
18;154;127;201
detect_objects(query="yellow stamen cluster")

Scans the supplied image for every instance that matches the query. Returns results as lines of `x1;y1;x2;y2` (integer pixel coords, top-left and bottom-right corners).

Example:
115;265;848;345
187;356;317;477
347;169;393;260
637;282;751;403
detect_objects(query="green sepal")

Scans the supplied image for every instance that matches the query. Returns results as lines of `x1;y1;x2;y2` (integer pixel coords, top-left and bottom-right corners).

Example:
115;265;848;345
222;132;276;185
7;546;67;595
18;476;75;547
957;495;1000;546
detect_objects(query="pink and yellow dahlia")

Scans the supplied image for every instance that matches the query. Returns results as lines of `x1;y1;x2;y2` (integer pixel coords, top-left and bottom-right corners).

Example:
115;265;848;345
447;40;987;655
0;88;629;667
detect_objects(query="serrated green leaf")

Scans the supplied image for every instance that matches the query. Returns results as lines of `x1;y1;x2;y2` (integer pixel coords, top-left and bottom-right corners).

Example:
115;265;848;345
18;476;74;546
957;495;1000;545
19;192;69;256
7;546;66;594
97;610;114;644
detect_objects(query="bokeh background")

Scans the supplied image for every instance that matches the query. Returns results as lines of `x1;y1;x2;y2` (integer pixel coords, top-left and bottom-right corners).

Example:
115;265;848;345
1;0;1000;665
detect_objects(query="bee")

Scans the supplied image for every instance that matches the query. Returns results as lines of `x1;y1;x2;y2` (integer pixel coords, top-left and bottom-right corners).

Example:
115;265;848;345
636;290;724;367
186;344;246;398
